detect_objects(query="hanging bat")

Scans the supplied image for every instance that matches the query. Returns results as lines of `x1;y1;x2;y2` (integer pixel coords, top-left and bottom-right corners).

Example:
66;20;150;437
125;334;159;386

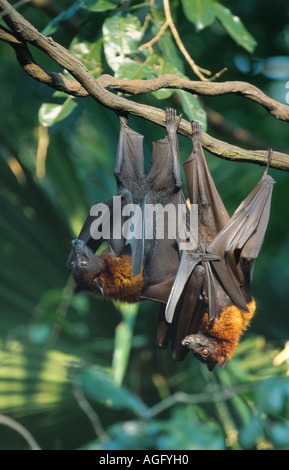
67;109;274;370
164;121;274;369
67;107;200;327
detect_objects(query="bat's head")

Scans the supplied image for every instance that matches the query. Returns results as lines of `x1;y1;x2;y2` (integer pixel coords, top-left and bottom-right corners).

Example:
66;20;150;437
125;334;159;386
182;334;226;371
67;239;104;295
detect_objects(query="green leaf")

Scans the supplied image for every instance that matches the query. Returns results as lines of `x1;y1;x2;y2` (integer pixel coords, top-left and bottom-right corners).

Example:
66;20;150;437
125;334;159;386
70;37;104;75
27;323;53;344
112;303;139;385
157;406;226;450
116;59;146;80
38;99;77;127
177;89;207;130
103;13;143;73
145;56;207;126
212;2;257;53
181;0;215;31
77;366;148;416
257;377;289;414
270;423;289;448
239;414;264;449
88;0;118;12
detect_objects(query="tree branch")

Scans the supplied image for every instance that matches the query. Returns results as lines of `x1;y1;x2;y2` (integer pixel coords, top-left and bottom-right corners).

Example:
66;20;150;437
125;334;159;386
1;0;289;171
0;24;87;96
97;74;289;122
0;414;41;450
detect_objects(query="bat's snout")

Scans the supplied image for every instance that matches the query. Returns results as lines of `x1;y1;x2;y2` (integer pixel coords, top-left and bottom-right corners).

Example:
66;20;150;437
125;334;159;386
72;238;85;248
71;239;87;254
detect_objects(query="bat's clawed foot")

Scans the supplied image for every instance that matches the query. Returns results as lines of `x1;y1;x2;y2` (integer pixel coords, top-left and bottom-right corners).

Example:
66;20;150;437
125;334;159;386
191;121;202;146
164;107;180;133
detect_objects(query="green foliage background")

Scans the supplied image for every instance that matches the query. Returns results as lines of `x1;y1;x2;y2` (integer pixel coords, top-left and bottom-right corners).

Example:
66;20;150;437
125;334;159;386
0;0;289;450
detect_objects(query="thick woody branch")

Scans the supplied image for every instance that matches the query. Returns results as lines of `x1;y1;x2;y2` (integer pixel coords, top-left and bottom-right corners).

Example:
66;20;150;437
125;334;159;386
97;75;289;123
0;24;87;95
1;0;289;171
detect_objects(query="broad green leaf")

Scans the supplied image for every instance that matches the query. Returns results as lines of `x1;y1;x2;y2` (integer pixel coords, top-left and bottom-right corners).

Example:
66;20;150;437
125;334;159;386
146;57;207;126
257;377;289;414
88;0;118;12
116;59;145;79
0;340;76;414
212;2;257;53
177;89;207;130
77;366;148;416
270;423;289;448
103;13;143;73
239;414;264;449
70;37;104;75
27;323;53;344
38;99;77;127
117;54;162;81
181;0;215;31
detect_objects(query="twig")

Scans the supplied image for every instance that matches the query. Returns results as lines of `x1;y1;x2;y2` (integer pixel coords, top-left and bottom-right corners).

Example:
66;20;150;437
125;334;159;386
71;380;108;442
140;0;154;39
0;414;42;450
138;19;169;52
163;0;210;80
143;383;257;419
0;0;29;17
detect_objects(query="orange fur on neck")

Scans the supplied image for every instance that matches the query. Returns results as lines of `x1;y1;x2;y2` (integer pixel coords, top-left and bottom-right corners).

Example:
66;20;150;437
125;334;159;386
200;299;256;361
98;251;144;303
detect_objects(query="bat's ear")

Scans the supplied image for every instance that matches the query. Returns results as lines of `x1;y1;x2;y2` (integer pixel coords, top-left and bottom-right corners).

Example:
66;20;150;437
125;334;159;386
207;355;226;371
218;355;227;369
74;285;82;294
207;361;217;371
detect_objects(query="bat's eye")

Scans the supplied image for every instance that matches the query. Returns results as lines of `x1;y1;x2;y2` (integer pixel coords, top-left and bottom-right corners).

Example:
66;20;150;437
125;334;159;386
80;260;88;267
202;348;209;356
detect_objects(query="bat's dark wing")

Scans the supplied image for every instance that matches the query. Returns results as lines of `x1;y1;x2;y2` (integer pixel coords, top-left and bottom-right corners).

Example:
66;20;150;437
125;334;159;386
207;159;274;306
114;116;145;191
135;108;181;298
161;124;274;361
67;116;147;274
183;124;230;245
68;108;185;283
163;121;228;327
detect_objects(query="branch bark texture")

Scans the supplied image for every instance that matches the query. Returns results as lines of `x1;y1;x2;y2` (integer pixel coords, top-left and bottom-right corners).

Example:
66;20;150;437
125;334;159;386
1;0;289;171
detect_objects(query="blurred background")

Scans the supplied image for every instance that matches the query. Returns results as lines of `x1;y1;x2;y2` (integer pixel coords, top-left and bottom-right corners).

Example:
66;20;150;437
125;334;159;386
0;0;289;450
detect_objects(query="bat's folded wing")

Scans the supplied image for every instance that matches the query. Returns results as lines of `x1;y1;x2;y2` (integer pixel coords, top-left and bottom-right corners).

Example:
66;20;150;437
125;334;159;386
183;133;230;246
114;117;145;190
207;173;274;309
